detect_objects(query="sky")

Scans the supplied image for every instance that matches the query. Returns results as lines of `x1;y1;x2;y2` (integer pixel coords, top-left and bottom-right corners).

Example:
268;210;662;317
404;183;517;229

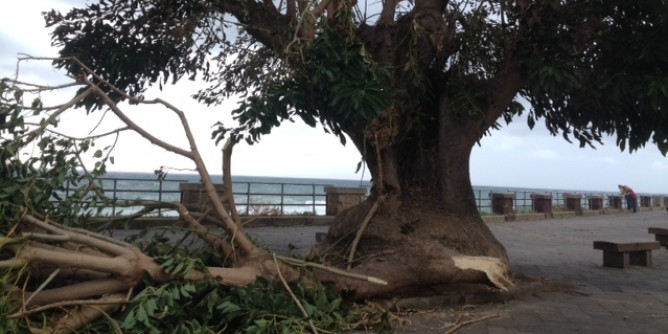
1;0;666;194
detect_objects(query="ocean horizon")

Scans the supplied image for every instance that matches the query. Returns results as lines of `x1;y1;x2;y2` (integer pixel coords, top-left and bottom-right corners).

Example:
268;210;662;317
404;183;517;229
103;170;655;196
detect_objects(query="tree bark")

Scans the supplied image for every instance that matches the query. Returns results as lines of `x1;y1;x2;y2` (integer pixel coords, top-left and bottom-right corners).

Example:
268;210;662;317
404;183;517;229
317;98;512;298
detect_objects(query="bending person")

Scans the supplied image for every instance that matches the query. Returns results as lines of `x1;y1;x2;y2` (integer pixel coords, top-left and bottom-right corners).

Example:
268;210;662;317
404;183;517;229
618;184;638;213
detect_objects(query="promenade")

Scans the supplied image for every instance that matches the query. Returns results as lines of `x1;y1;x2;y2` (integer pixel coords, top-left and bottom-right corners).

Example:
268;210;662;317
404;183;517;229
109;210;668;333
455;210;668;334
248;210;668;333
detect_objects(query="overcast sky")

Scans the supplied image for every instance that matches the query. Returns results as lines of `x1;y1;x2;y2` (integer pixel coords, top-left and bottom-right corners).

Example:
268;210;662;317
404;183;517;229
1;0;667;194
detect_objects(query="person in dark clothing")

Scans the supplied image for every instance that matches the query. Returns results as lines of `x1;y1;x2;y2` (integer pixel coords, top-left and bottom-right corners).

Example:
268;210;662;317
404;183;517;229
618;184;638;213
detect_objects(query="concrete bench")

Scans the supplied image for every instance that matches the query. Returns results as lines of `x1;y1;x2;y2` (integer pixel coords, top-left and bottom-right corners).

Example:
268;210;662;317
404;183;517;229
593;241;661;269
648;227;668;247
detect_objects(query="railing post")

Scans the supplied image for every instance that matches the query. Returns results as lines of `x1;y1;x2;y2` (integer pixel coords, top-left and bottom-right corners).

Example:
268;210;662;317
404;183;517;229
312;184;316;215
280;183;285;215
245;182;250;216
476;189;481;212
112;179;118;216
158;179;163;217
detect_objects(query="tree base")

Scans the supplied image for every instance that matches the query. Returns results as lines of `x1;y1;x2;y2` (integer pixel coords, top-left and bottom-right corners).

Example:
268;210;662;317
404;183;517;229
311;197;513;298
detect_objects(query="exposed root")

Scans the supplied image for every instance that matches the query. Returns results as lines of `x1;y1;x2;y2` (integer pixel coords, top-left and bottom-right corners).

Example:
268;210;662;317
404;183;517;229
346;198;381;269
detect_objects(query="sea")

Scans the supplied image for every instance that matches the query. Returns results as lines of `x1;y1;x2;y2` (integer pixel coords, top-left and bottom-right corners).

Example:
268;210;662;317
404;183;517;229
75;171;658;217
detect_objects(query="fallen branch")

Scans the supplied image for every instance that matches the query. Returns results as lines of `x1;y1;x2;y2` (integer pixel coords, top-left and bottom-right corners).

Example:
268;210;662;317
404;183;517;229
277;255;387;285
23;215;134;258
273;253;319;334
12;243;132;277
25;278;132;307
222;138;241;223
23;268;60;307
10;295;129;319
42;293;127;334
169;202;234;256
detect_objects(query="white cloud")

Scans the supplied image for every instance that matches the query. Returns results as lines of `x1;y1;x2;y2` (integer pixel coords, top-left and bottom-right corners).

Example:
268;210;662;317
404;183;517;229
479;133;523;151
650;160;667;171
530;149;564;160
600;156;618;164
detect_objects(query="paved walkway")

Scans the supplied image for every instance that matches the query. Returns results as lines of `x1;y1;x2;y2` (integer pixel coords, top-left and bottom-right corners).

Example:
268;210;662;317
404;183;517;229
249;210;668;333
112;210;668;333
451;210;668;334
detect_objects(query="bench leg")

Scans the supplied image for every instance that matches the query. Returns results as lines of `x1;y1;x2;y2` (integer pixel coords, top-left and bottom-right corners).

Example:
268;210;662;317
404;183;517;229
602;251;629;269
629;250;652;267
655;235;668;248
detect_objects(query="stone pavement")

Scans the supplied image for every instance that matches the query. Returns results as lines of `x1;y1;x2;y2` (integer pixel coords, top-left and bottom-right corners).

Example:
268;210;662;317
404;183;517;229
248;210;668;333
450;210;668;334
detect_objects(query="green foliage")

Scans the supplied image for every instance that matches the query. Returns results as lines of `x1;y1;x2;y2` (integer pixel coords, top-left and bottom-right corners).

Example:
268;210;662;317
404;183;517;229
84;227;390;333
516;1;668;153
0;79;112;229
215;20;393;145
83;276;371;334
0;267;31;334
45;0;221;112
45;0;668;161
1;72;393;333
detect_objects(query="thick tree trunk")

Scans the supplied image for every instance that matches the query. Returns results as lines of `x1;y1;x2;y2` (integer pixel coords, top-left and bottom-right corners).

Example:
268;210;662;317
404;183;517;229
316;101;511;298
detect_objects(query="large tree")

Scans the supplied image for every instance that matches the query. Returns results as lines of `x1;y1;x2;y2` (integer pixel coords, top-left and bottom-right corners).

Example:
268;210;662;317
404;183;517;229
44;0;668;297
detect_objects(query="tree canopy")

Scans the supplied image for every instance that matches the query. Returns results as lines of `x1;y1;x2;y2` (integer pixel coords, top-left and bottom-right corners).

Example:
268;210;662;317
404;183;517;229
45;0;668;155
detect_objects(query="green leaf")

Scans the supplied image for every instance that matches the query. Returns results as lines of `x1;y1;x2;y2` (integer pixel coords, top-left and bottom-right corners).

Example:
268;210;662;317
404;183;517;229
136;305;148;323
218;300;241;312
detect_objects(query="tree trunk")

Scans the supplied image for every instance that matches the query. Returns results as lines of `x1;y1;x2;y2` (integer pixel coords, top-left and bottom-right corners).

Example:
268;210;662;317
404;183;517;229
315;101;512;298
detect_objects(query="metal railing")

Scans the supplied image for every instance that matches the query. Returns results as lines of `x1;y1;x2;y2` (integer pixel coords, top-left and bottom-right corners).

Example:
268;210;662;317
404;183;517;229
59;176;667;217
474;189;668;214
63;177;335;217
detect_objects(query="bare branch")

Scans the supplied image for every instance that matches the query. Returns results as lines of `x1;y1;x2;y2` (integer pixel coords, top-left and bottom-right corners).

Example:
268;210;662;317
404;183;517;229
379;0;398;25
10;293;128;319
12;242;133;277
22;124;131;142
25;279;132;307
277;255;387;285
18;87;94;149
80;76;194;159
222;138;241;223
3;78;80;92
169;202;235;256
22;215;134;258
287;0;297;18
23;268;61;308
48;294;126;334
273;253;319;334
